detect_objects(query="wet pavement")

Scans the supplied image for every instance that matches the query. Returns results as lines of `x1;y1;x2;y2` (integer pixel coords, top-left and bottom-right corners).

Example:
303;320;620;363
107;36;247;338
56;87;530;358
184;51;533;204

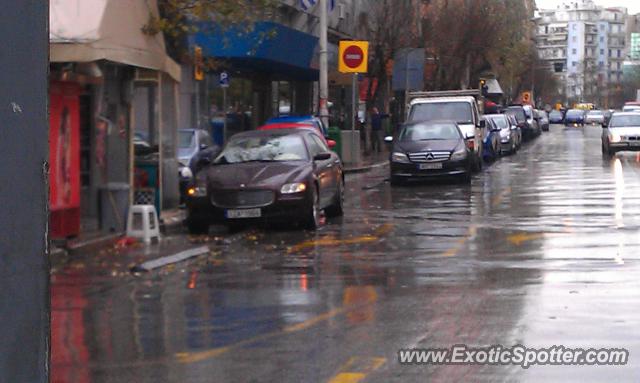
51;125;640;382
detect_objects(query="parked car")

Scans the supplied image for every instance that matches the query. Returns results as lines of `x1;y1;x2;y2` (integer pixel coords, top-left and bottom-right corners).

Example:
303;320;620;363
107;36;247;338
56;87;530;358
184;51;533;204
523;105;541;137
265;115;329;137
386;121;473;184
486;114;518;155
622;105;640;113
258;122;336;149
536;110;550;132
549;110;564;124
601;112;640;156
504;113;523;149
482;117;501;162
505;105;535;142
564;109;586;126
178;129;214;202
406;91;486;172
185;129;344;233
585;110;605;125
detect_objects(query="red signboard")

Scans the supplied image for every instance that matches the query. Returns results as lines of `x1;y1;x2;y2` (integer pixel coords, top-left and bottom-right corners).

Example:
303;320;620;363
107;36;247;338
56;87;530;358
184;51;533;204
49;81;81;238
343;45;365;69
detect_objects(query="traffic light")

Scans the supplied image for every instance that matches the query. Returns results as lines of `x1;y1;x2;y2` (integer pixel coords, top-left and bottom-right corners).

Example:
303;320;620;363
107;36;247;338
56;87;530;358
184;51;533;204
479;79;488;96
194;46;204;81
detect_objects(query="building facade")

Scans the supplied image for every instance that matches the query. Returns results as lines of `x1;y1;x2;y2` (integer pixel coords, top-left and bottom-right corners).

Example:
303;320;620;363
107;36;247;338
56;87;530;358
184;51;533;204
179;0;375;137
535;0;628;107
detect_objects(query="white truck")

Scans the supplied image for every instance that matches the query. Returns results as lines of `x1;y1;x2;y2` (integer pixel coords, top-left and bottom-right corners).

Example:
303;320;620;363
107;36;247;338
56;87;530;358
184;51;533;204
406;90;486;172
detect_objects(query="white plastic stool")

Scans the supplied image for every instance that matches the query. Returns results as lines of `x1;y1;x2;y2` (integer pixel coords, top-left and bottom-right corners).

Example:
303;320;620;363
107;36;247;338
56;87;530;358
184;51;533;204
127;205;160;244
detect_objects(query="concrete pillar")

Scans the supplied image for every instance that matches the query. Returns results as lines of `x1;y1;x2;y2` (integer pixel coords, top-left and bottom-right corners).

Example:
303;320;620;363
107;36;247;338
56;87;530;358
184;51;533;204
0;3;49;382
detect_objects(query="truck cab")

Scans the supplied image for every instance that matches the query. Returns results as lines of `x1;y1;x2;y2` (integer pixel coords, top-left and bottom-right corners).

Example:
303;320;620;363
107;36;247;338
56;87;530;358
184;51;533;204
406;91;485;172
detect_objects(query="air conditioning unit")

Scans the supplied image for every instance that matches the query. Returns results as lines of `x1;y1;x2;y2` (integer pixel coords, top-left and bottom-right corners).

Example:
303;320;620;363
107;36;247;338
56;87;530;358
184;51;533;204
338;4;346;20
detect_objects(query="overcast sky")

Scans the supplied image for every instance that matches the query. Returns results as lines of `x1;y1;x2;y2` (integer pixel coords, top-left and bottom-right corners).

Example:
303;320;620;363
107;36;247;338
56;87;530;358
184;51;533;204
536;0;640;14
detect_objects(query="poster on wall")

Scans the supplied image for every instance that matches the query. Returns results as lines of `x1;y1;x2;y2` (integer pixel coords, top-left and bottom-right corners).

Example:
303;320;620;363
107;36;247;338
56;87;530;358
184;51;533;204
49;81;81;238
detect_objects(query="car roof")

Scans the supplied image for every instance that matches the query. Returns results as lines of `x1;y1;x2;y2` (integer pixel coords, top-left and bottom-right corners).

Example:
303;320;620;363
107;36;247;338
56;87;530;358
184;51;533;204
402;120;459;127
266;115;316;124
612;112;640;117
410;96;476;105
258;122;316;130
485;114;507;119
230;128;311;139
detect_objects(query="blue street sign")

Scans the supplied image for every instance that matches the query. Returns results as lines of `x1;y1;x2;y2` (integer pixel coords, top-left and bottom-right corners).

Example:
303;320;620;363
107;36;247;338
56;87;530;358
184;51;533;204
219;71;230;88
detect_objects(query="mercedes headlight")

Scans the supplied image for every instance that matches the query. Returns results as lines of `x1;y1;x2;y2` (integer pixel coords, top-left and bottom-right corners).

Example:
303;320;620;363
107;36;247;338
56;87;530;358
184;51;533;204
391;152;410;163
450;145;467;161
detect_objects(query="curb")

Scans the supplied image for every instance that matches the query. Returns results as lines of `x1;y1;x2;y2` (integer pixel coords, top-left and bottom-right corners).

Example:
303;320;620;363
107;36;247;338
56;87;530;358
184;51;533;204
344;160;388;174
66;233;123;256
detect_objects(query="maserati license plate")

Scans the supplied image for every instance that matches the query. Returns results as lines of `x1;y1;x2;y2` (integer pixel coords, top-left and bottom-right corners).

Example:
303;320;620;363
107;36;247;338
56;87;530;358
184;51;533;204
226;208;262;219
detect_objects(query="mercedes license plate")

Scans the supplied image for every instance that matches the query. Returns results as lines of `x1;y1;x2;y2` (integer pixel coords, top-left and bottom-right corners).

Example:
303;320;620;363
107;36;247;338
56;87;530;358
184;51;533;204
419;163;443;170
226;208;262;219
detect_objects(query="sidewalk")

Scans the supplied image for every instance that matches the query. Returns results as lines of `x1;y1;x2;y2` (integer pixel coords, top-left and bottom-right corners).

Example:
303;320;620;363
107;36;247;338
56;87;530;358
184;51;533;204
343;150;389;174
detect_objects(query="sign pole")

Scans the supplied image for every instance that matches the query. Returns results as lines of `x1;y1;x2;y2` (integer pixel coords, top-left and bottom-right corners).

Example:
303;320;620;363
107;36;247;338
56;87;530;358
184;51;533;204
318;0;329;127
352;73;357;163
223;87;227;144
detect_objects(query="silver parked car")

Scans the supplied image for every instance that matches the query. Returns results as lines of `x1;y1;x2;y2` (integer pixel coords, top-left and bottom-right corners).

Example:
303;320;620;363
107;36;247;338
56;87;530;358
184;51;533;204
585;110;605;125
485;114;519;155
602;113;640;156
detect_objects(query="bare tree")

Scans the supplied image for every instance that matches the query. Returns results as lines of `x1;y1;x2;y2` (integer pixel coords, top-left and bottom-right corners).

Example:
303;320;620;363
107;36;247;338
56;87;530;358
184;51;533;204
360;0;420;152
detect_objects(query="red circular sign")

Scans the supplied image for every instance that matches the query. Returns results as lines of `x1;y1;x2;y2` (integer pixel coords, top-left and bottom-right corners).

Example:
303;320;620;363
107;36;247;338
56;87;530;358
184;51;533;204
343;45;364;68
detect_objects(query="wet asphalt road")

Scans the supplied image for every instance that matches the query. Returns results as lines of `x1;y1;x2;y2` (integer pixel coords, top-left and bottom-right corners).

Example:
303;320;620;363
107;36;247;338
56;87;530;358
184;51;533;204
52;124;640;382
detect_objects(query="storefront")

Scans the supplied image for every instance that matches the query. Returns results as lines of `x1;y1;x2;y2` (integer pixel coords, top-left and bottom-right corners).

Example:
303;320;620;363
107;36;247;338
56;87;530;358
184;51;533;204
183;21;319;136
49;0;181;239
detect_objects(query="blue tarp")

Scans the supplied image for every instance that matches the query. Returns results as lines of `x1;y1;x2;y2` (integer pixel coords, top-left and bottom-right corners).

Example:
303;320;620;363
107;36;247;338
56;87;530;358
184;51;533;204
191;22;319;81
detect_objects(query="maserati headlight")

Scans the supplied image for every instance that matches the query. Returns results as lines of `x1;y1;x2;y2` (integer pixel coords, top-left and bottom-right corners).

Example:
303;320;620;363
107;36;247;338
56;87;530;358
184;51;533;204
281;183;307;194
391;152;410;163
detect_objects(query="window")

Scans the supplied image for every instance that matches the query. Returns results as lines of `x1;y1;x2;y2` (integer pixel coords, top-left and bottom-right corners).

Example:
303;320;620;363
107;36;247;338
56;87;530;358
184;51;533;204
600;24;605;31
572;48;577;54
609;49;612;57
600;36;604;42
617;50;621;58
600;49;604;55
572;36;577;42
599;61;604;68
572;61;577;67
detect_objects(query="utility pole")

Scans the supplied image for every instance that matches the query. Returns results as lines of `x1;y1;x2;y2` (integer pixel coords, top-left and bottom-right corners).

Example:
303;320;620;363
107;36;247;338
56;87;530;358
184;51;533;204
0;2;49;382
318;0;329;127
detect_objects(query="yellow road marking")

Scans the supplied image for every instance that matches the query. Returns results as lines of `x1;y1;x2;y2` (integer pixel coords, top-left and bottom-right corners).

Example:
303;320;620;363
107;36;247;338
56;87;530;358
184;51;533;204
507;232;546;246
443;225;476;257
328;373;366;383
288;224;394;254
491;187;512;207
328;357;386;383
176;306;354;364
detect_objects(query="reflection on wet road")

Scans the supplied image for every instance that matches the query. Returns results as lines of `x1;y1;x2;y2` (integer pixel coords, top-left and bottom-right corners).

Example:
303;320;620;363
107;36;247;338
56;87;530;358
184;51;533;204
52;125;640;382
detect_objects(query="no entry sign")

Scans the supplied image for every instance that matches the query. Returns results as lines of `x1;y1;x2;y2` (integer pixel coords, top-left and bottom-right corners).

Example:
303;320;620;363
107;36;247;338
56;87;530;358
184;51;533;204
339;41;369;73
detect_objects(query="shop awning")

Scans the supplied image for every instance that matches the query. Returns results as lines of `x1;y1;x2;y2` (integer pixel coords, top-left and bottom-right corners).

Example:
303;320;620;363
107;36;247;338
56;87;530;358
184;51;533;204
49;0;181;82
191;21;319;81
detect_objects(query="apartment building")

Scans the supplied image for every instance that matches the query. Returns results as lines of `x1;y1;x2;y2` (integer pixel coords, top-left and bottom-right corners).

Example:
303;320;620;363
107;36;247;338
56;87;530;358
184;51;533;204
535;0;627;106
